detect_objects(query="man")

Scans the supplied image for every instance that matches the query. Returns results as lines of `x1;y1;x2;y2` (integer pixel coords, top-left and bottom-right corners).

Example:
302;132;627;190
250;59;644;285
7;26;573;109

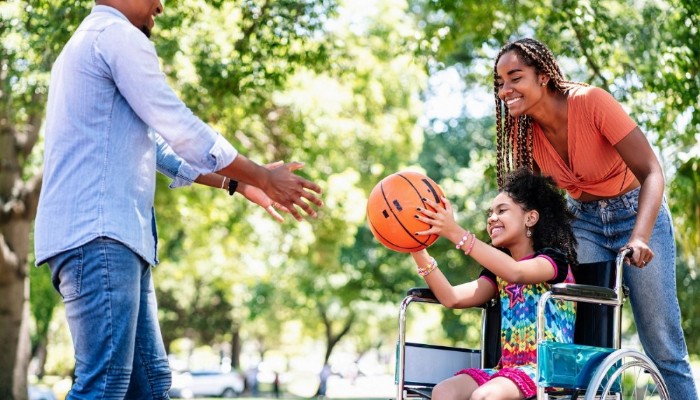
34;1;323;398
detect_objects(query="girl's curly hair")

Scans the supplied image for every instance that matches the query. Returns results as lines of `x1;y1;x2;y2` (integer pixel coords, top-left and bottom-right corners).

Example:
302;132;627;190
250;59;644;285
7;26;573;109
501;168;578;266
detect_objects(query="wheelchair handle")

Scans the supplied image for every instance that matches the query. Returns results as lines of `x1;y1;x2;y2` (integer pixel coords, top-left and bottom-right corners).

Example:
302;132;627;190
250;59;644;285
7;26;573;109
614;247;633;294
534;248;632;398
620;246;633;258
537;250;632;355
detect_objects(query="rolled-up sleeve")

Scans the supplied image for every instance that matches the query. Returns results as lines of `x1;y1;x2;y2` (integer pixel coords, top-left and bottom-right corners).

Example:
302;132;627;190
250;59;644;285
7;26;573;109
95;21;238;175
155;133;200;188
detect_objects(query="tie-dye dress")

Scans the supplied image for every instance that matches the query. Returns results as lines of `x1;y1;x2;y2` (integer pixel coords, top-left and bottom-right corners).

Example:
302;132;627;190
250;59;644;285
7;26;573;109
455;247;576;397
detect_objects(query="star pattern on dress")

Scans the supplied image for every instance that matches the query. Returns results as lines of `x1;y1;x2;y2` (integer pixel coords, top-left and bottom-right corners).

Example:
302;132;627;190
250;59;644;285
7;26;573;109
505;284;525;307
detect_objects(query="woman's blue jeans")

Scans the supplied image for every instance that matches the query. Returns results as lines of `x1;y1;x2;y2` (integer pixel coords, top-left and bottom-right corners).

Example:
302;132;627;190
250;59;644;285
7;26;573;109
48;237;171;399
568;188;698;400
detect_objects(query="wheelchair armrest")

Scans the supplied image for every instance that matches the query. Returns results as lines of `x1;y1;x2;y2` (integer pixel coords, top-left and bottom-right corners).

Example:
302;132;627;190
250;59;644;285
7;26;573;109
551;283;616;301
405;288;497;309
406;287;437;301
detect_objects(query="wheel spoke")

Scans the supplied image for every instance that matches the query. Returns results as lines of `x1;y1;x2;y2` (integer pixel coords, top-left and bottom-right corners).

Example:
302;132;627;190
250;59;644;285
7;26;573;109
585;350;669;400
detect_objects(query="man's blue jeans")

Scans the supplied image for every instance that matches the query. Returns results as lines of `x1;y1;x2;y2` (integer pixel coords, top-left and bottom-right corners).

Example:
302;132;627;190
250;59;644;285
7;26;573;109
48;237;171;399
568;188;698;400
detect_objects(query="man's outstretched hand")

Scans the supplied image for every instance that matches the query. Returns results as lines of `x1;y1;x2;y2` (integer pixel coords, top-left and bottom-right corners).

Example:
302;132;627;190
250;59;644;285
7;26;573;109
263;161;323;222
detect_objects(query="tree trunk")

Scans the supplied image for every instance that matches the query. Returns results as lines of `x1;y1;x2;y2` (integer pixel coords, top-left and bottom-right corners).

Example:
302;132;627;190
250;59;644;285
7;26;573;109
30;339;48;379
0;266;31;400
0;83;43;399
315;305;355;396
0;212;35;399
230;327;241;369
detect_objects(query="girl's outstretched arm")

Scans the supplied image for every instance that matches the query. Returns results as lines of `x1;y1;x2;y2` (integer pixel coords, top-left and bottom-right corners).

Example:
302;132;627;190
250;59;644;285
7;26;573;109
411;250;496;309
467;240;560;284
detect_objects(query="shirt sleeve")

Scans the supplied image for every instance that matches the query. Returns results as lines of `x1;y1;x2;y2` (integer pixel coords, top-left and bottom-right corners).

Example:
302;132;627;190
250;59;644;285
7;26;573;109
537;247;571;284
155;133;199;188
94;21;238;175
479;268;498;290
586;87;638;146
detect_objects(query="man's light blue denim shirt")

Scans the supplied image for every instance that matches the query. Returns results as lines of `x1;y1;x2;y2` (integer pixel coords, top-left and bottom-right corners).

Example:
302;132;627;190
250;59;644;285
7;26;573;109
35;5;238;266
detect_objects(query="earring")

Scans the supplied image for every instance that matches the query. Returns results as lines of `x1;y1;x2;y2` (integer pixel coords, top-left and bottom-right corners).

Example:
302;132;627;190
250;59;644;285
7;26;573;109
526;226;532;237
541;82;547;86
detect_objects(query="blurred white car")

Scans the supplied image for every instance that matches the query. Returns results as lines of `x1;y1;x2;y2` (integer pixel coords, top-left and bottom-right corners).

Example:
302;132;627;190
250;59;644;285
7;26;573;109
169;370;245;399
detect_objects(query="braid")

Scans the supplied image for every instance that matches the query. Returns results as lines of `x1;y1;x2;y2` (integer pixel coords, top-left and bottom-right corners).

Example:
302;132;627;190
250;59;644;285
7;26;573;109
496;98;505;188
493;38;588;188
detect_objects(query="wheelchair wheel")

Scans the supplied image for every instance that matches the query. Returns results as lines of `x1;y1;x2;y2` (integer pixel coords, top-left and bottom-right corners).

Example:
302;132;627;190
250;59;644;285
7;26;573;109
584;349;669;400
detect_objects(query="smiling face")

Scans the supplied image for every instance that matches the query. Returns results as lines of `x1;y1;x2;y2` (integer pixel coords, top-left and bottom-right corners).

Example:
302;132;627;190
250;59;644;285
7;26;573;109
487;191;536;249
495;50;549;117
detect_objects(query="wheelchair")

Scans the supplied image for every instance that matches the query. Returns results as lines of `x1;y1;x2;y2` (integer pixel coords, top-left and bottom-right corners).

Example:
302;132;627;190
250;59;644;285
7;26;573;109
395;249;669;400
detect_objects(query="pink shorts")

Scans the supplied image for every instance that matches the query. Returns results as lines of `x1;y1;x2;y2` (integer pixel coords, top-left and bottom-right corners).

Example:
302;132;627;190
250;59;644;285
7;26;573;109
455;367;537;398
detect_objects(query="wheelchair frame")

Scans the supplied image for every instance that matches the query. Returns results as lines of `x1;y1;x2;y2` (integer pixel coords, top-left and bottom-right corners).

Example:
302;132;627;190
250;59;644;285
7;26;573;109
396;290;500;399
395;249;669;400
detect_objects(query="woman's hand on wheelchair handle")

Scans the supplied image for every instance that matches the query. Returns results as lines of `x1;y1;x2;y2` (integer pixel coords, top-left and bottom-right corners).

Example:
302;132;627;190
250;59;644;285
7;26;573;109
622;238;654;268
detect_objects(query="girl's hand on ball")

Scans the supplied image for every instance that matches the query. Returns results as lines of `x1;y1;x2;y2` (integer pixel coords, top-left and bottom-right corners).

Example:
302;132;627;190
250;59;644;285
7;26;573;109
415;196;459;238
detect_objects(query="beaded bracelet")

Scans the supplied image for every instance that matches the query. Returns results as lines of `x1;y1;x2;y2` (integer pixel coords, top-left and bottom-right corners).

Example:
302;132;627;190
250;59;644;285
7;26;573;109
417;257;438;277
456;232;472;251
463;234;477;256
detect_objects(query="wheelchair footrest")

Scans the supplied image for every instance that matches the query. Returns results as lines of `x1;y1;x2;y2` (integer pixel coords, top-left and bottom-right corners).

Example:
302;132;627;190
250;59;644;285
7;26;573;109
405;386;433;399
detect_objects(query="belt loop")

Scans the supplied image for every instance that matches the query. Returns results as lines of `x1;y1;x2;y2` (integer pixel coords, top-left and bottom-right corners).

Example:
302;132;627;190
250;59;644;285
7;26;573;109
622;187;639;209
621;195;630;209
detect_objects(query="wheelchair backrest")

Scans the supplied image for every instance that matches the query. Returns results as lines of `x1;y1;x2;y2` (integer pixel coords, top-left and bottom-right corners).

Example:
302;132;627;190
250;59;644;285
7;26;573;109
571;260;618;348
482;298;501;369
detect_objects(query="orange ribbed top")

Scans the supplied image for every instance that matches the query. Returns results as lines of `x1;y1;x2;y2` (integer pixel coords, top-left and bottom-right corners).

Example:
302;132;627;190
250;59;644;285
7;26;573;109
533;86;638;199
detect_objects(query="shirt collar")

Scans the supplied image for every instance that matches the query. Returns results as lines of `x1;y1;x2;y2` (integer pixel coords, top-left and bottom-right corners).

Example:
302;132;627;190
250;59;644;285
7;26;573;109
91;5;130;22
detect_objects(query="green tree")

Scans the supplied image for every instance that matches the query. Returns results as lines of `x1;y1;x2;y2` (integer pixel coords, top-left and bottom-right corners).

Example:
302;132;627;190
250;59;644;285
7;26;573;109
28;265;60;378
150;0;432;375
669;156;700;354
149;0;341;368
262;0;431;375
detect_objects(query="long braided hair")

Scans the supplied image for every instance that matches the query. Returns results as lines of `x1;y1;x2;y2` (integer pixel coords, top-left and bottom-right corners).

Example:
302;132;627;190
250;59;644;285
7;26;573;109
493;38;587;188
501;169;578;267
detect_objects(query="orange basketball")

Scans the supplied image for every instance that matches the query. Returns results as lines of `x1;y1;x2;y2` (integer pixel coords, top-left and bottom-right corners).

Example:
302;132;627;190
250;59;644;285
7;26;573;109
366;171;446;253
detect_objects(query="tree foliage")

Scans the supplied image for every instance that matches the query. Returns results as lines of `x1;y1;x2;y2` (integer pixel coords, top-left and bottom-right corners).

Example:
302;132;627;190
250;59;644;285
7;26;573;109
152;0;429;371
1;1;697;398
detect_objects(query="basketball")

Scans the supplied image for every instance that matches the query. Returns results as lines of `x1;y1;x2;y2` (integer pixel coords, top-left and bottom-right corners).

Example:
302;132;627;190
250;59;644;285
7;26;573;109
366;171;446;253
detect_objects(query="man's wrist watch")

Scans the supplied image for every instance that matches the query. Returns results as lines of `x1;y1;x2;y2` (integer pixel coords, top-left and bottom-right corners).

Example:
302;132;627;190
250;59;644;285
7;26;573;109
228;179;238;196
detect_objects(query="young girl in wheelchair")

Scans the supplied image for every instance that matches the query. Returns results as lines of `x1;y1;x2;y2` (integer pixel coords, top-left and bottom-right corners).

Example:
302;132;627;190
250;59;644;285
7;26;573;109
410;169;578;400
